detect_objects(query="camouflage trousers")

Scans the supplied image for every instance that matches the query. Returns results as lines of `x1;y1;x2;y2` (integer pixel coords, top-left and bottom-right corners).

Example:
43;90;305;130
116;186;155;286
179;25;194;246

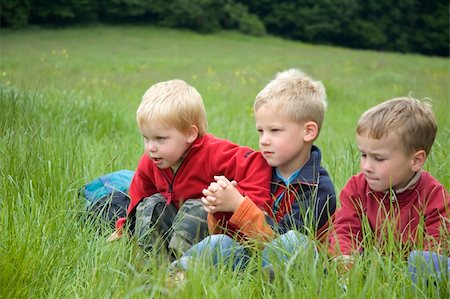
135;193;208;256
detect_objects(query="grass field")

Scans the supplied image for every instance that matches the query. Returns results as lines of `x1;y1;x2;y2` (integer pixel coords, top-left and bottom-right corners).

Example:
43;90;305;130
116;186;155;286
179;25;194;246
1;25;449;298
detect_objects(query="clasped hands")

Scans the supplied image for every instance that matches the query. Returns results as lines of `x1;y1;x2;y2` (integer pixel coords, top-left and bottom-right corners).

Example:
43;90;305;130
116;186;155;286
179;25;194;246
201;175;245;213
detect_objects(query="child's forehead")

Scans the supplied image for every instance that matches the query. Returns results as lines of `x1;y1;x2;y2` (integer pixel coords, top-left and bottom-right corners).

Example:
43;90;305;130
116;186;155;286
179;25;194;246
139;121;177;135
356;132;405;153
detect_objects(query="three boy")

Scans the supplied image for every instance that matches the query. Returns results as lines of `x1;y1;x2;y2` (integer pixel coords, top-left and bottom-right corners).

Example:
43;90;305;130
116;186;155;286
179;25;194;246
114;71;448;288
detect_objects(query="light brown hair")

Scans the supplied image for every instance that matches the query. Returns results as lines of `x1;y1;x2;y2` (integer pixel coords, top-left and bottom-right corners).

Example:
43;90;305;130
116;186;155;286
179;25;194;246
356;96;437;155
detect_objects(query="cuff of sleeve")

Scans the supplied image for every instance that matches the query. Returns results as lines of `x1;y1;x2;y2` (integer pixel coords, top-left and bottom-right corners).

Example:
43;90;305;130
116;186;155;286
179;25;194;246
228;196;257;226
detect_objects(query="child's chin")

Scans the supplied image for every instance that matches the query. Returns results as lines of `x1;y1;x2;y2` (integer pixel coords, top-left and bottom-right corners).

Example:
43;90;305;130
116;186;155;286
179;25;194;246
368;183;387;193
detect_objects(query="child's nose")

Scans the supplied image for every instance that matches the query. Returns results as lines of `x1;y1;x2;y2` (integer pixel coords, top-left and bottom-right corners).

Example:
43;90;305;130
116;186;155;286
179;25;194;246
145;141;157;152
260;134;270;145
362;159;373;172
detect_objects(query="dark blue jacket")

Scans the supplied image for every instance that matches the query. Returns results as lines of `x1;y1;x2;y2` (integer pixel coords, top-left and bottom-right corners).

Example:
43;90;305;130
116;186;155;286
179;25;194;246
268;145;336;235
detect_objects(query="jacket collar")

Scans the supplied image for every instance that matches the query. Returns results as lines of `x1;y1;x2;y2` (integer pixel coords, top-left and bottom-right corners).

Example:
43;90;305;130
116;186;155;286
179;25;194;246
271;145;322;192
367;170;423;203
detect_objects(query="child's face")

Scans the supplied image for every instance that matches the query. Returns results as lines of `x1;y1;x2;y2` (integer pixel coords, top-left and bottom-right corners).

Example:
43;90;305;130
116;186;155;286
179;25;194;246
356;132;418;192
139;122;195;170
255;105;310;178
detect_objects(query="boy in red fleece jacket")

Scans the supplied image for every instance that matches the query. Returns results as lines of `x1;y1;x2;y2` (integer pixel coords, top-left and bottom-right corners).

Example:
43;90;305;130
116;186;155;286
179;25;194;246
329;96;449;284
108;79;273;258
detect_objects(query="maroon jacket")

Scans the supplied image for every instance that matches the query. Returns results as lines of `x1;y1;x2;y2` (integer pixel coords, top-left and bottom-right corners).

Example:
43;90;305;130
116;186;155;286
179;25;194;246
330;171;449;256
116;134;273;232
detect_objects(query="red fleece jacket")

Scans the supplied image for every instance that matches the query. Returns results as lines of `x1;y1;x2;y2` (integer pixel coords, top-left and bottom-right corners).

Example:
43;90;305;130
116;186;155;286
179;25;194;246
116;134;273;232
329;171;449;256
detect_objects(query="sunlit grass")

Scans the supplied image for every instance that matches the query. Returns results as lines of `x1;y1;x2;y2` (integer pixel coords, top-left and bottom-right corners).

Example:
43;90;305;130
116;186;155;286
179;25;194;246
1;25;448;298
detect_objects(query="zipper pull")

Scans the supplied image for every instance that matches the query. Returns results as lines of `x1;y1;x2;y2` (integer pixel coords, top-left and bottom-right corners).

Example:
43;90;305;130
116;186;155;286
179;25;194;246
167;184;173;205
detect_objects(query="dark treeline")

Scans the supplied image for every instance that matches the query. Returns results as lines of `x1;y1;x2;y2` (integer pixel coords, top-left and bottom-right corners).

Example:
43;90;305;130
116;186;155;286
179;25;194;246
1;0;448;56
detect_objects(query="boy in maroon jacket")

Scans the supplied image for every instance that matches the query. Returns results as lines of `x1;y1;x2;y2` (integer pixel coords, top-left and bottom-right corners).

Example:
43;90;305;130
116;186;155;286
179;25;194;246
108;79;273;258
329;96;449;284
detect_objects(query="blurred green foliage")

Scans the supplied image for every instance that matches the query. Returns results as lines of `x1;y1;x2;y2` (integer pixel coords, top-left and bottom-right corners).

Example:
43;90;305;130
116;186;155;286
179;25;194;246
1;0;448;56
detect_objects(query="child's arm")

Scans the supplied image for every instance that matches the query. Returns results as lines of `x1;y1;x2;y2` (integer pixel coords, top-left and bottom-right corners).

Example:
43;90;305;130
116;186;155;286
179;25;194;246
422;185;450;252
329;176;365;257
204;176;275;242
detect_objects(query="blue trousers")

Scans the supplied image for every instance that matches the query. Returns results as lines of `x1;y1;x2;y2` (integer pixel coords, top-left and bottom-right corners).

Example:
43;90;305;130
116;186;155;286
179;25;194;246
408;250;450;284
171;230;317;271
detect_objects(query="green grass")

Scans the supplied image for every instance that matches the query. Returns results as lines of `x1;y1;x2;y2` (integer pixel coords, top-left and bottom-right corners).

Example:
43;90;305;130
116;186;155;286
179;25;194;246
1;25;449;298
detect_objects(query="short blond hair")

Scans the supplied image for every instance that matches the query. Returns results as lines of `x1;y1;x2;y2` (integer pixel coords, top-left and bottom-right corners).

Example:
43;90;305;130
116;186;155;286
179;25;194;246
136;79;207;136
254;68;327;130
356;96;437;155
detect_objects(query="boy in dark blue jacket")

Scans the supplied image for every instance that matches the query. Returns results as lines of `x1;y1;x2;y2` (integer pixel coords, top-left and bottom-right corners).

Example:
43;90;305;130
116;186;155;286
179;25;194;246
170;69;336;279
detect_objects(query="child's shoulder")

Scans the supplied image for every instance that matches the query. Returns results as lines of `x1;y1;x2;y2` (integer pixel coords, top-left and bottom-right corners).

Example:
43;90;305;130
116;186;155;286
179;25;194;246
201;133;255;154
417;171;449;196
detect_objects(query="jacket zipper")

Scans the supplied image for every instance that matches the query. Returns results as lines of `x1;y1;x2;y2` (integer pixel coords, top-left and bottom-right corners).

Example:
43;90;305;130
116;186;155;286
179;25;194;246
159;145;195;205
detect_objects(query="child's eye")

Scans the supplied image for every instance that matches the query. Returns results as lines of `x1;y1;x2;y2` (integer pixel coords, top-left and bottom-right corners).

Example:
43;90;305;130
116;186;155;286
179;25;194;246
271;128;280;132
156;137;167;141
360;153;367;158
374;156;385;162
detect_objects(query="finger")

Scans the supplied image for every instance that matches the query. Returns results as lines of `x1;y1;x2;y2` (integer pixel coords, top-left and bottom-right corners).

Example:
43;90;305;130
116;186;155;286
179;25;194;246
216;179;228;189
230;180;238;187
204;204;216;213
205;195;216;203
202;188;212;197
214;175;231;184
201;196;210;206
208;183;220;192
203;205;213;213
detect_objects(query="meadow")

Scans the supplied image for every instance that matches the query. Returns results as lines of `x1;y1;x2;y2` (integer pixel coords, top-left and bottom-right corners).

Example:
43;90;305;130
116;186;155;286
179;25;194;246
1;25;449;298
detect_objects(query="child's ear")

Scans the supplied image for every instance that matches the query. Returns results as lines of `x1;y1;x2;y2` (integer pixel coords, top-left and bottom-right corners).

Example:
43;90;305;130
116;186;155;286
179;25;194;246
304;121;319;142
410;150;426;172
186;125;199;143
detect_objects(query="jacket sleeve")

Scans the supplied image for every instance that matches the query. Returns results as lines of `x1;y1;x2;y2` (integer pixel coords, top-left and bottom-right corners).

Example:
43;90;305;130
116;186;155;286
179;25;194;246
328;176;365;257
422;185;450;252
207;197;275;244
221;148;273;213
228;196;275;242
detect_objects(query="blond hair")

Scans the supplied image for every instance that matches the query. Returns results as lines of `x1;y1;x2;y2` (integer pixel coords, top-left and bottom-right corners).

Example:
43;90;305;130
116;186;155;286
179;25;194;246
356;96;437;155
136;79;207;136
254;68;327;130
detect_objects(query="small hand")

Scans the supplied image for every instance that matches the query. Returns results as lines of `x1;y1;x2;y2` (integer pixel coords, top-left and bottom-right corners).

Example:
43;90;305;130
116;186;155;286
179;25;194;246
202;176;244;213
202;196;217;213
